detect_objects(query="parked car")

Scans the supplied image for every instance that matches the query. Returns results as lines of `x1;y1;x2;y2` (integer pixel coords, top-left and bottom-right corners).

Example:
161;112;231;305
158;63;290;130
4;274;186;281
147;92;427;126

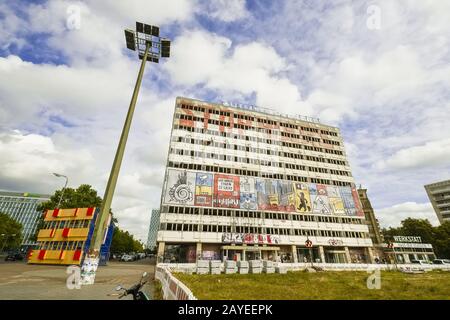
120;254;133;262
138;253;146;259
433;259;450;265
410;259;431;265
5;252;24;261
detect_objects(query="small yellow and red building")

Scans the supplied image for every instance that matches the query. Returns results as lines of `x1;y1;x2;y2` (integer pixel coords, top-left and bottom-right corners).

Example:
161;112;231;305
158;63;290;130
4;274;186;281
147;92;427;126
28;207;114;265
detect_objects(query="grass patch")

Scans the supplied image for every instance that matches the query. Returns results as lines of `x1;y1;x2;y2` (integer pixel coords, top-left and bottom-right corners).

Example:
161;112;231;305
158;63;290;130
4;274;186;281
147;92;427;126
174;270;450;300
152;280;164;300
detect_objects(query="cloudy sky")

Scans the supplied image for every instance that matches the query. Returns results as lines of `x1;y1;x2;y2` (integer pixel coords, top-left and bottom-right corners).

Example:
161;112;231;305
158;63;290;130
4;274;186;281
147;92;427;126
1;0;449;242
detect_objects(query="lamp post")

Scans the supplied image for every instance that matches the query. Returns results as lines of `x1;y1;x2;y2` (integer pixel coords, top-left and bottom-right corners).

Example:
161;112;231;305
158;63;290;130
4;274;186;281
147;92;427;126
53;173;68;208
80;22;171;285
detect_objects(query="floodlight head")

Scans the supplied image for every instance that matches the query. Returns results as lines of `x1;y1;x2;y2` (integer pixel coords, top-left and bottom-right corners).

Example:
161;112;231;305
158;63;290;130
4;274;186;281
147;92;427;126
136;22;144;33
124;29;136;51
161;38;170;58
127;21;170;63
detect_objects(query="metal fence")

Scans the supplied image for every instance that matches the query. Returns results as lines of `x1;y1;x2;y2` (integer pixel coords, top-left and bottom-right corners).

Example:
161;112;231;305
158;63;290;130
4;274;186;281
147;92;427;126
155;265;197;300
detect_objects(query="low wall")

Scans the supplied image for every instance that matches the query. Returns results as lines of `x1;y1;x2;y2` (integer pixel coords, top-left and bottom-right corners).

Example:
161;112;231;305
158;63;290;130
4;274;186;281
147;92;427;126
157;262;450;273
154;265;197;300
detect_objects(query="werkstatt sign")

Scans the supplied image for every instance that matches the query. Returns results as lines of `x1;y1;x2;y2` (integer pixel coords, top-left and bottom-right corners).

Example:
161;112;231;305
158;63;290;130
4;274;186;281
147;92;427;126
393;236;422;243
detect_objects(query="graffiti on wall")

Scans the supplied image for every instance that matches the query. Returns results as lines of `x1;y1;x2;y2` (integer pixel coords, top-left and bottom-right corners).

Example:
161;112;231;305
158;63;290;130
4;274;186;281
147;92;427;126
222;233;281;244
163;169;363;216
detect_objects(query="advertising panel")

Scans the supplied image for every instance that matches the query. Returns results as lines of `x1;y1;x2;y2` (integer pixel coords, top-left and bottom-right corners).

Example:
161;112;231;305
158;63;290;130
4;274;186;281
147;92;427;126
213;174;240;208
351;185;365;217
256;179;295;211
339;186;356;216
293;182;312;213
195;173;213;206
163;169;363;217
164;169;195;206
310;184;332;215
327;185;345;215
239;177;257;210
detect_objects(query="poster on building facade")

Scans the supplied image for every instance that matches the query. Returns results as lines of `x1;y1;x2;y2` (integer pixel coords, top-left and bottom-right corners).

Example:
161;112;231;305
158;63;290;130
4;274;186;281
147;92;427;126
195;173;213;206
239;177;257;210
339;186;357;216
214;174;240;208
293;182;311;213
256;179;295;211
163;169;363;217
164;169;195;206
310;184;332;214
327;185;345;215
351;185;365;217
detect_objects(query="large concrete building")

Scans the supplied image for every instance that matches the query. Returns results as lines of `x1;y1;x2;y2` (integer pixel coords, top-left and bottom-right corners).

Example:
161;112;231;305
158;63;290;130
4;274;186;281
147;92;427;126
0;191;50;250
146;209;160;251
157;97;374;264
357;188;384;261
425;179;450;224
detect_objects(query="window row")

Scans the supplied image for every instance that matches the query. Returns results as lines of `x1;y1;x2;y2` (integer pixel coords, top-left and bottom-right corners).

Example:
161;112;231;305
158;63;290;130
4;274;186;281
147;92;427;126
162;206;364;225
174;125;345;156
177;106;341;138
168;161;352;186
37;241;84;250
160;223;368;239
42;219;91;230
170;148;350;176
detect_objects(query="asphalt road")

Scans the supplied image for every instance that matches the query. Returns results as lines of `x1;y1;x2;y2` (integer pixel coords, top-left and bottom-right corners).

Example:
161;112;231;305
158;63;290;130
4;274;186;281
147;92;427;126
0;258;156;300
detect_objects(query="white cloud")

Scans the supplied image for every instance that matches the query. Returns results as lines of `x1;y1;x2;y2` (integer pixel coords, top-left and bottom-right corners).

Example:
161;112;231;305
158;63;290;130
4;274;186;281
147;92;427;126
375;138;450;171
202;0;249;22
376;202;439;228
1;0;450;237
164;30;311;115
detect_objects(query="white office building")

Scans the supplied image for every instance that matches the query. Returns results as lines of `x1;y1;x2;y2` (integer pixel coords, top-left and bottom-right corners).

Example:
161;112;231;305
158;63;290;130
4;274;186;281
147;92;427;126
0;191;50;250
147;209;161;250
425;179;450;224
157;97;374;264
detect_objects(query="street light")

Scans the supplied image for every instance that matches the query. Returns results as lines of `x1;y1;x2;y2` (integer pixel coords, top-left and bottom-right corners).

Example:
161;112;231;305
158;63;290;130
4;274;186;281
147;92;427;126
81;22;170;285
53;173;68;208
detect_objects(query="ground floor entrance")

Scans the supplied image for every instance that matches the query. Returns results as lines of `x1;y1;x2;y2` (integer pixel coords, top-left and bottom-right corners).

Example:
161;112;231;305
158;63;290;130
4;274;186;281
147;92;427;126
158;242;375;264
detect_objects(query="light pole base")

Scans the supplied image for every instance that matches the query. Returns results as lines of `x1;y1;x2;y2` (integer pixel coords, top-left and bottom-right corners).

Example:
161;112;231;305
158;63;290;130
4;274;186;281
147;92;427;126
80;250;100;285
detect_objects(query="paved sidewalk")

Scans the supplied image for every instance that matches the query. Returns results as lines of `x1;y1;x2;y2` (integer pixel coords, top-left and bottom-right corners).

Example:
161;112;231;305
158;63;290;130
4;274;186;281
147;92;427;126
0;259;155;300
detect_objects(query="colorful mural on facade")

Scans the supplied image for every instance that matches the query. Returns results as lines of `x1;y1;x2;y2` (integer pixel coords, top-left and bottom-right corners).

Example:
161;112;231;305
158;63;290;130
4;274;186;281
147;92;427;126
239;177;257;210
163;169;363;216
213;174;240;208
194;173;213;206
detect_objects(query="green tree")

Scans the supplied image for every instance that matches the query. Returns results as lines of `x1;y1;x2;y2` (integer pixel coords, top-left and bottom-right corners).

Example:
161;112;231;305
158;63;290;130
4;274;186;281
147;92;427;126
110;228;144;254
37;184;102;212
434;221;450;258
0;213;23;251
30;184;103;242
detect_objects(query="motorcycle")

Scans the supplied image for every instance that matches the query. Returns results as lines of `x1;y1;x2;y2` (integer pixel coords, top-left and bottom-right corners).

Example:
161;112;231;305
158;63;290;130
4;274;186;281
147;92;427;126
108;271;150;300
